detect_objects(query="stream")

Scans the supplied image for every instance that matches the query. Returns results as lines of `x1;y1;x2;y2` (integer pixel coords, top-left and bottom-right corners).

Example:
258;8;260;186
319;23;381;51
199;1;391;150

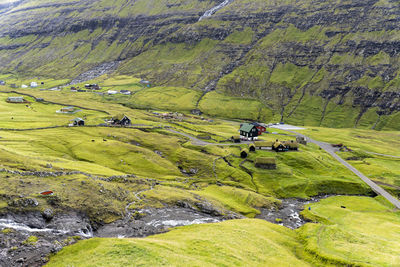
0;195;329;266
199;0;233;21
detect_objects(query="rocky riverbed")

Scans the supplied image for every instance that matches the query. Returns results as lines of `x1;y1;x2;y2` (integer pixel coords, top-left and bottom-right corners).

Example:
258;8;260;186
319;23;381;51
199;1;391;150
0;196;329;266
0;207;227;266
257;195;331;229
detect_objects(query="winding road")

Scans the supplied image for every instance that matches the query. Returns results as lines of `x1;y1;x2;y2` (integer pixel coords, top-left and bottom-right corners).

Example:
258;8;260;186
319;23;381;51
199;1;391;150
292;131;400;209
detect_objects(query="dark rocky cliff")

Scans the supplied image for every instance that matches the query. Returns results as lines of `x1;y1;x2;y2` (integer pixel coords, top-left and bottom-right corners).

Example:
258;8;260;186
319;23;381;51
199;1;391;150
0;0;399;129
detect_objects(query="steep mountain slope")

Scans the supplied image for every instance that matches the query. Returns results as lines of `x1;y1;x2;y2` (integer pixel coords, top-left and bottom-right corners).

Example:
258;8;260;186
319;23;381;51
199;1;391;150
1;0;400;129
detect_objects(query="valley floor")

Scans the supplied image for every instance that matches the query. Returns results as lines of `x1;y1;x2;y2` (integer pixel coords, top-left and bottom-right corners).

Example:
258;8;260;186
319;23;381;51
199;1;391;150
0;76;399;266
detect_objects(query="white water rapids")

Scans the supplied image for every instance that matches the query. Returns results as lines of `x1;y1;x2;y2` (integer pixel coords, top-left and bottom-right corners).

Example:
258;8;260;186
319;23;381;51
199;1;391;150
0;219;93;237
199;0;233;21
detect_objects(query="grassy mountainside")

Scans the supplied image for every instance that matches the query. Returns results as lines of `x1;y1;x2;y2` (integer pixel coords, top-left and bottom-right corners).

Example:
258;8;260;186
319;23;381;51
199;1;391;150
1;0;400;129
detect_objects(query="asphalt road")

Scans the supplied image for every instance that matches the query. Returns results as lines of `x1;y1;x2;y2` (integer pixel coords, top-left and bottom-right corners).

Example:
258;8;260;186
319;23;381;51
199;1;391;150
295;132;400;209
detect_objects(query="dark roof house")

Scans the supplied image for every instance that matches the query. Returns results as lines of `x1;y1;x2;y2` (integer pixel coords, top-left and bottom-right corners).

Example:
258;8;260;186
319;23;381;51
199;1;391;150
239;123;258;140
272;140;287;152
111;114;131;126
71;118;85;126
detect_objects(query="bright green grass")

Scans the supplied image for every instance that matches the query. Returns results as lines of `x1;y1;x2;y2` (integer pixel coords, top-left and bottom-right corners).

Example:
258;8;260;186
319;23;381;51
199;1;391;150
299;196;400;266
47;219;310;267
297;127;400;156
127;86;202;112
199;91;273;121
0;93;105;129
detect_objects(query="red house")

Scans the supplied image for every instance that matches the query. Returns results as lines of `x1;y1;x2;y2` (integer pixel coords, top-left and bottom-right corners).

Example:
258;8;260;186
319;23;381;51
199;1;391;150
252;122;267;136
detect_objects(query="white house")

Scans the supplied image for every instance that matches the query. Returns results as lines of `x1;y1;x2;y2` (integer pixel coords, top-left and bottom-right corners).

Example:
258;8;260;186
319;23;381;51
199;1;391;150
107;90;118;95
21;84;28;88
30;82;38;88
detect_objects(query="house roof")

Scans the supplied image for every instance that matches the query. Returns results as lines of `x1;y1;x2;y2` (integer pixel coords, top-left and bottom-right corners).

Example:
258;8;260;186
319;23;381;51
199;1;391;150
255;157;276;165
113;114;130;121
240;123;256;133
255;141;273;147
7;96;24;102
72;117;84;122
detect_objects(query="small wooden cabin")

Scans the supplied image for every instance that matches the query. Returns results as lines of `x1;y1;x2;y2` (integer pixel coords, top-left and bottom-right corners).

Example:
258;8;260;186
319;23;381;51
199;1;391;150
240;148;248;158
231;136;241;143
284;140;299;151
272;140;287;152
249;144;256;152
255;157;276;169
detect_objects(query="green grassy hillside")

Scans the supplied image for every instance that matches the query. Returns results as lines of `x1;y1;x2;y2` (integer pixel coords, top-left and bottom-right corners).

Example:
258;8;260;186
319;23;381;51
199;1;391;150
1;0;399;129
46;196;400;267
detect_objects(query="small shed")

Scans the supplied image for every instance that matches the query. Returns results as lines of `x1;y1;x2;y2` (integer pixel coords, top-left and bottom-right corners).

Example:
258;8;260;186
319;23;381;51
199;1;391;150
254;141;273;150
111;114;131;126
72;118;85;126
239;123;258;140
255;157;276;169
272;140;287;152
231;136;241;143
284;140;299;151
21;84;28;88
296;136;307;145
249;144;256;152
0;80;5;85
6;96;27;103
60;106;75;113
240;148;248;158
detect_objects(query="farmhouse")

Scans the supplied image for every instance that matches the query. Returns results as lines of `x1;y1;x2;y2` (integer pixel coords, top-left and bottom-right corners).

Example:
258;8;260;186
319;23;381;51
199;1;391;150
110;114;131;126
255;157;276;169
239;123;259;140
254;141;273;150
71;118;85;126
6;96;27;103
30;82;38;88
